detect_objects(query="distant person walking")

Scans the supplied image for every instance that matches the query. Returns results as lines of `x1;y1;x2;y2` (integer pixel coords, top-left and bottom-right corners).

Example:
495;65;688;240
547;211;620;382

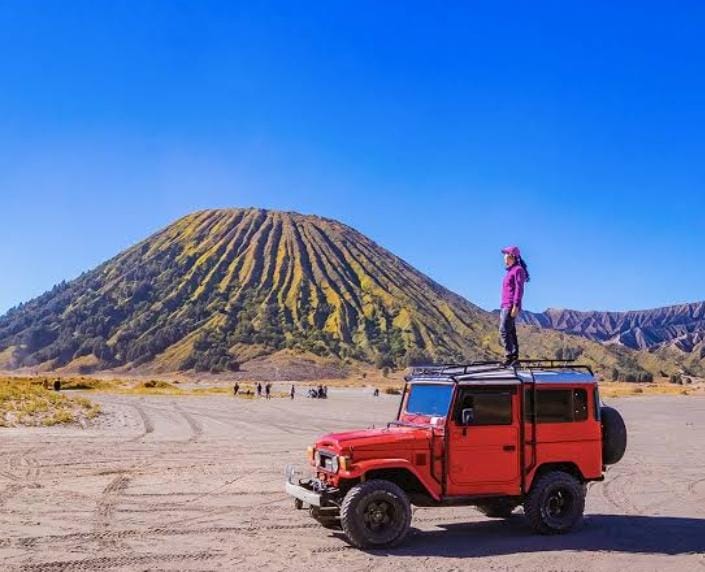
265;382;271;400
290;384;295;400
256;382;262;398
500;246;529;366
233;382;240;396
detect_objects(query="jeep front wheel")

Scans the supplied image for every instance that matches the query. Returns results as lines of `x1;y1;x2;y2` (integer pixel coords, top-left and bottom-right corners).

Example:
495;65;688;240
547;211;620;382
340;479;411;548
524;472;585;534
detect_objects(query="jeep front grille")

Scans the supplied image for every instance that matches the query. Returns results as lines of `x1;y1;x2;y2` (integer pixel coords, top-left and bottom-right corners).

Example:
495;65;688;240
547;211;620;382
317;451;336;472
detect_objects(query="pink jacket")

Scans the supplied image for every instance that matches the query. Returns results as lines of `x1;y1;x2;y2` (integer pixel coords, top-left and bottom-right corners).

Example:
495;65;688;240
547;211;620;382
501;264;526;310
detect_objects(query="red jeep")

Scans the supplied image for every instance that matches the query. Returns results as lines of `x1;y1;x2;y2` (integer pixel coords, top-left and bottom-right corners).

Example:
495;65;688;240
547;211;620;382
285;360;627;548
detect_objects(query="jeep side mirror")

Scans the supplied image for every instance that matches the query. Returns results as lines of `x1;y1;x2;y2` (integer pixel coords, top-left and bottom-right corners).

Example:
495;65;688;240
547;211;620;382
461;408;474;426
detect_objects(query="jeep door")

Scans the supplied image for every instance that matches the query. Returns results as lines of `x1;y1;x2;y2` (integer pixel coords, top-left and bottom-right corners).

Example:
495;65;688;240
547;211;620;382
446;386;521;496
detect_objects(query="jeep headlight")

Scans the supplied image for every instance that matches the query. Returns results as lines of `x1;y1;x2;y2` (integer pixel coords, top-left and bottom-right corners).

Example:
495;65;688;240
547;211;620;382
339;455;351;471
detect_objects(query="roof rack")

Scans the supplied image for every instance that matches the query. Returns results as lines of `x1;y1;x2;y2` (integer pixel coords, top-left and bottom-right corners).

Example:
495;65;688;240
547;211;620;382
408;358;593;380
409;361;504;378
519;359;594;375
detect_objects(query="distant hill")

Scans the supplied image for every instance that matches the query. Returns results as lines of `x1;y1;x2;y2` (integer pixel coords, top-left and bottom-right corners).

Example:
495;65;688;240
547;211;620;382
521;303;705;355
0;208;693;380
0;209;499;375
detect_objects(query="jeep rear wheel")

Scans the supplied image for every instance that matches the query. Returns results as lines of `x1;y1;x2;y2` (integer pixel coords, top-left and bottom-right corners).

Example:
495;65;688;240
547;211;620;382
475;498;518;518
524;472;585;534
340;479;411;548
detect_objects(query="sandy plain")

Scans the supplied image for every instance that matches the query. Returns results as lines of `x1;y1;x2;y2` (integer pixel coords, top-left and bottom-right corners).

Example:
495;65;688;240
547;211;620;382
1;388;704;571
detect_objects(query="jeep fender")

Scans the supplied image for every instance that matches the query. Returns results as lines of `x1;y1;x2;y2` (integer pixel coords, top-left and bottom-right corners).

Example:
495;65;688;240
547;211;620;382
525;462;588;491
350;459;442;501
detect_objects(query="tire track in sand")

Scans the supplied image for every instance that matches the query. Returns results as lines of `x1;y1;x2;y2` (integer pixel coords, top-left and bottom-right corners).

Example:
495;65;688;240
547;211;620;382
0;448;43;508
1;522;324;549
128;403;154;442
599;470;643;516
93;473;130;549
13;550;218;571
175;404;203;443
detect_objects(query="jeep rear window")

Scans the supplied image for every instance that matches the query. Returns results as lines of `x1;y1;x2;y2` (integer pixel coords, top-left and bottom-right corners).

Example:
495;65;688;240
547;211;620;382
405;384;453;416
524;388;589;423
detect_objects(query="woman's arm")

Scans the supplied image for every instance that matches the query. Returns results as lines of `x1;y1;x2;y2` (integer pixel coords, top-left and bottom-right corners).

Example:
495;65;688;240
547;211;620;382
510;267;526;317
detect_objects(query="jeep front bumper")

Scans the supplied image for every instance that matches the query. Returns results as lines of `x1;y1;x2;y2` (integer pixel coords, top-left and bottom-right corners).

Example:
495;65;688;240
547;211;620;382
285;481;322;507
284;464;336;507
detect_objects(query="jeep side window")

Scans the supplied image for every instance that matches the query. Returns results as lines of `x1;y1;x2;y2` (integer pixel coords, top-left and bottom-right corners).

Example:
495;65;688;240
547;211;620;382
524;388;589;423
455;391;512;425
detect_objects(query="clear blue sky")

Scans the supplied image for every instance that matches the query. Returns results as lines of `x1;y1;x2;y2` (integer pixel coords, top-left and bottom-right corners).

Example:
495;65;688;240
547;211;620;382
2;2;704;315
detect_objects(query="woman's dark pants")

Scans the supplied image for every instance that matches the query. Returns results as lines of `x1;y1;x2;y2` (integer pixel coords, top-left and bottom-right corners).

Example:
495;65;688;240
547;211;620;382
499;308;519;361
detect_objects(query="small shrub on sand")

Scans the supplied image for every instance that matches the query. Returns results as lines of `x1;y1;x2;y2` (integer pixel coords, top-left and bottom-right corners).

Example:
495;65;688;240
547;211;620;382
73;396;102;418
118;380;184;395
0;378;101;427
139;380;176;390
600;381;698;398
60;378;115;390
42;408;75;426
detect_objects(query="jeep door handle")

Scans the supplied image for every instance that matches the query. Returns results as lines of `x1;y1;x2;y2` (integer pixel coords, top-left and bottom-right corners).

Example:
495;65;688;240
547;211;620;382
503;444;516;452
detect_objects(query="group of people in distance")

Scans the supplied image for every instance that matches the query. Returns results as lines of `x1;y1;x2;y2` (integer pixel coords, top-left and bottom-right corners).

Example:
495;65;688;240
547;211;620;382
231;382;325;400
230;382;391;400
307;385;327;399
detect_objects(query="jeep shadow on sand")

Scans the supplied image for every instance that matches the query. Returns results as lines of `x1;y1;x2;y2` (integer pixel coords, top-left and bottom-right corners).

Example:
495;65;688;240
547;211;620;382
285;359;627;549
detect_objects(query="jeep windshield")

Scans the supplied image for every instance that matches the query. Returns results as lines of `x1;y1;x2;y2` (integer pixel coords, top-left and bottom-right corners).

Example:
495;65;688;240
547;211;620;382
402;383;453;421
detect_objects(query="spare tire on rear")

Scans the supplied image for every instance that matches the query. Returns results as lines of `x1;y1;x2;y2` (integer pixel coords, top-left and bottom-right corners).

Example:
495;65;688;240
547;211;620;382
601;405;627;465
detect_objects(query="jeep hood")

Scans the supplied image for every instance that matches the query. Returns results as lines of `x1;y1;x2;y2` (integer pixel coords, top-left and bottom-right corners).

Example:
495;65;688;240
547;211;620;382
315;425;431;453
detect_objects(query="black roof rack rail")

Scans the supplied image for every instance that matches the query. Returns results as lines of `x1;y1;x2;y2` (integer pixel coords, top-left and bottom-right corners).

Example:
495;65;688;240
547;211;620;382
519;359;594;376
409;361;503;378
408;358;594;379
407;364;458;376
516;358;576;366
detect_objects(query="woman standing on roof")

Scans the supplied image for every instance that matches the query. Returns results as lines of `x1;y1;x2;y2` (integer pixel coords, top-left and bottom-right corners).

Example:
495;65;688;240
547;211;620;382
500;246;529;366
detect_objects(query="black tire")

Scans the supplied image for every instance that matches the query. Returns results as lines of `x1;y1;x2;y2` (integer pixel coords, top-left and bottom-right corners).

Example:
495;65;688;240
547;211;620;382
340;479;412;548
524;471;585;534
475;498;518;518
601;406;627;465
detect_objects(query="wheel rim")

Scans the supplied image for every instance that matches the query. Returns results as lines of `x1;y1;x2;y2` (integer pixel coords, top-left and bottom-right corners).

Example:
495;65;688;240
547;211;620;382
543;486;574;524
362;499;396;532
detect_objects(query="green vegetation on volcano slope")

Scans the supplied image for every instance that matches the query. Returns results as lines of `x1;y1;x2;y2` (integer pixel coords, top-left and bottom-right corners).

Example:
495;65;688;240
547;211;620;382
0;209;496;372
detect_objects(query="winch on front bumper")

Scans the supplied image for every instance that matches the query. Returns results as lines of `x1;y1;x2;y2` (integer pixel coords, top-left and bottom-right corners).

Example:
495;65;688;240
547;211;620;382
284;464;338;508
